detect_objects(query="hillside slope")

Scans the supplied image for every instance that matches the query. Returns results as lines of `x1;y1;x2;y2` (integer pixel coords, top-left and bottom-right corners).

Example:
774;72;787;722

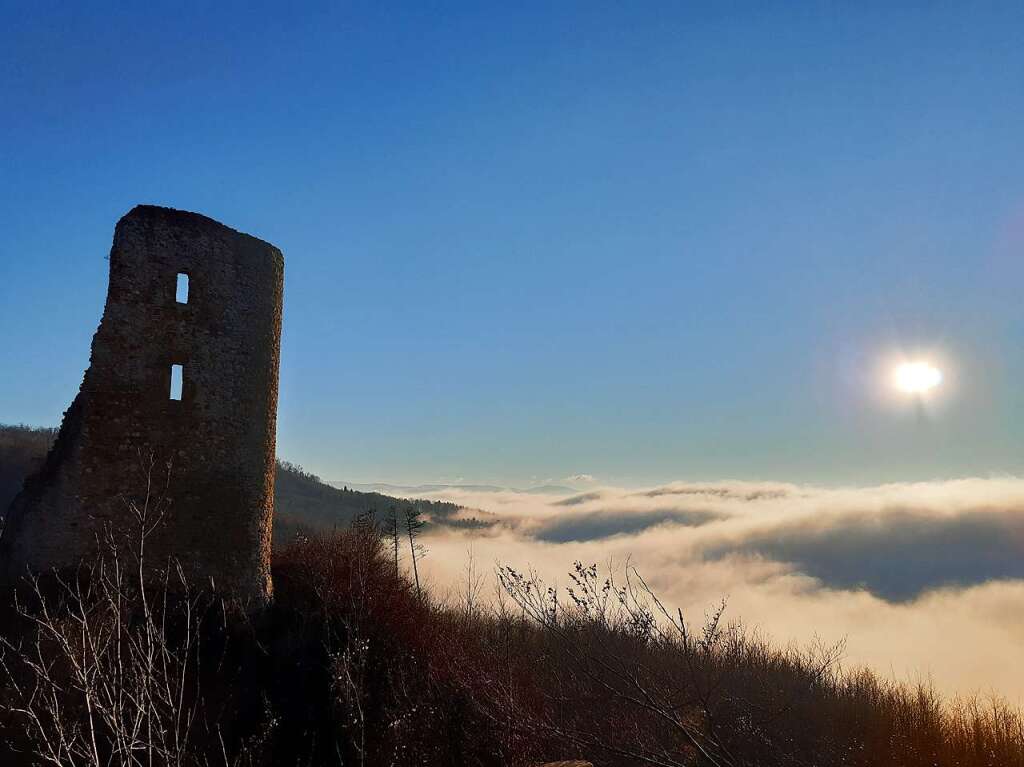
0;424;470;547
273;461;470;542
0;425;56;514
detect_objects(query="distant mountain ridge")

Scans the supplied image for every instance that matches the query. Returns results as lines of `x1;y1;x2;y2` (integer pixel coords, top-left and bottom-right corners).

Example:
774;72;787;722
330;481;578;496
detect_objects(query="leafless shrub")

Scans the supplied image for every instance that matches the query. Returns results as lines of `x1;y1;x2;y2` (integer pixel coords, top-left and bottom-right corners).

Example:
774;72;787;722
486;559;1024;767
0;455;257;767
5;481;1024;767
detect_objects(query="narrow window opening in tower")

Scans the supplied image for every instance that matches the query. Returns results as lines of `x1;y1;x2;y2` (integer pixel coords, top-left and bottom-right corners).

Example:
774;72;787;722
170;364;183;401
176;273;189;304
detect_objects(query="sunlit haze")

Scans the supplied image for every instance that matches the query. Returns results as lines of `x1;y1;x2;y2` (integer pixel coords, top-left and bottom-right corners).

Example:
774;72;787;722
894;361;943;395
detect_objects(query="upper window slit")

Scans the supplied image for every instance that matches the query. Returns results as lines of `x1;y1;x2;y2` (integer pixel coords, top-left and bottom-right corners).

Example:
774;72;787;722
176;273;189;304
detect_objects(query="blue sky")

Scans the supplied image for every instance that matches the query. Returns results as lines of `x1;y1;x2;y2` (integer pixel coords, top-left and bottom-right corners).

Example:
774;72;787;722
2;2;1023;487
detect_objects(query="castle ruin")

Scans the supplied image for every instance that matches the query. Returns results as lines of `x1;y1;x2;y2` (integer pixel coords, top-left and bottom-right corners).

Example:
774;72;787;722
0;205;284;603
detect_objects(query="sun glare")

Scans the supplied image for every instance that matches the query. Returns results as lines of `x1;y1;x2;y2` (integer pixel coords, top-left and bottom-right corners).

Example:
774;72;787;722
894;361;942;394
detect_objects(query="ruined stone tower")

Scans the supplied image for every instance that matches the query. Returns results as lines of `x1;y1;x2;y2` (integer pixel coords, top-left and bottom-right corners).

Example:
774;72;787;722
1;206;283;603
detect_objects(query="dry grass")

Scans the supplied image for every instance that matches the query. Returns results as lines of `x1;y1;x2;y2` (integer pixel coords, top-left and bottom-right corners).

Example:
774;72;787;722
3;515;1024;766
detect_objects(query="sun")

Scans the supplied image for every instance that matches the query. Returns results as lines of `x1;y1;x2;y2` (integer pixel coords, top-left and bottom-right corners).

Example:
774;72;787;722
893;361;942;394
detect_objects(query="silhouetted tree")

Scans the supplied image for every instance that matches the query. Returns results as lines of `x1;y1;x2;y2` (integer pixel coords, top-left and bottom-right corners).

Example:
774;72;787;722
403;506;427;598
387;505;401;572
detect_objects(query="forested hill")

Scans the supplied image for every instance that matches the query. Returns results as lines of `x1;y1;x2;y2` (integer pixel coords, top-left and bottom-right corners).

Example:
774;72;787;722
0;425;58;514
0;424;476;547
273;461;475;543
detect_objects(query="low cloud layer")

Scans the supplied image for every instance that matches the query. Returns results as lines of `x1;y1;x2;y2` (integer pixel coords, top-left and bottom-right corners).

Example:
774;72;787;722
706;507;1024;601
565;473;596;483
534;508;724;543
409;477;1024;701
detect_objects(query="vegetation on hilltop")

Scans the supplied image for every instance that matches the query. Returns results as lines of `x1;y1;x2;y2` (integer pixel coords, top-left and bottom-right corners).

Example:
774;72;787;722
0;424;479;547
2;512;1024;766
0;424;56;513
272;459;475;543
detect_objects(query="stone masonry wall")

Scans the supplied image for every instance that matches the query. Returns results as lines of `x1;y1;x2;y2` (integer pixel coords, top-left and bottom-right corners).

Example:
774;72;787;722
0;205;284;604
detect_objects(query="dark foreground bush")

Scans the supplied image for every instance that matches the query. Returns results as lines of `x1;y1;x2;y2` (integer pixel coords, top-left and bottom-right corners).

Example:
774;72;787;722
3;516;1024;766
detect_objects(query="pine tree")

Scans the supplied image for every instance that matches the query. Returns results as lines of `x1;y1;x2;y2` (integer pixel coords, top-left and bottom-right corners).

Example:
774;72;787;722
403;505;427;598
